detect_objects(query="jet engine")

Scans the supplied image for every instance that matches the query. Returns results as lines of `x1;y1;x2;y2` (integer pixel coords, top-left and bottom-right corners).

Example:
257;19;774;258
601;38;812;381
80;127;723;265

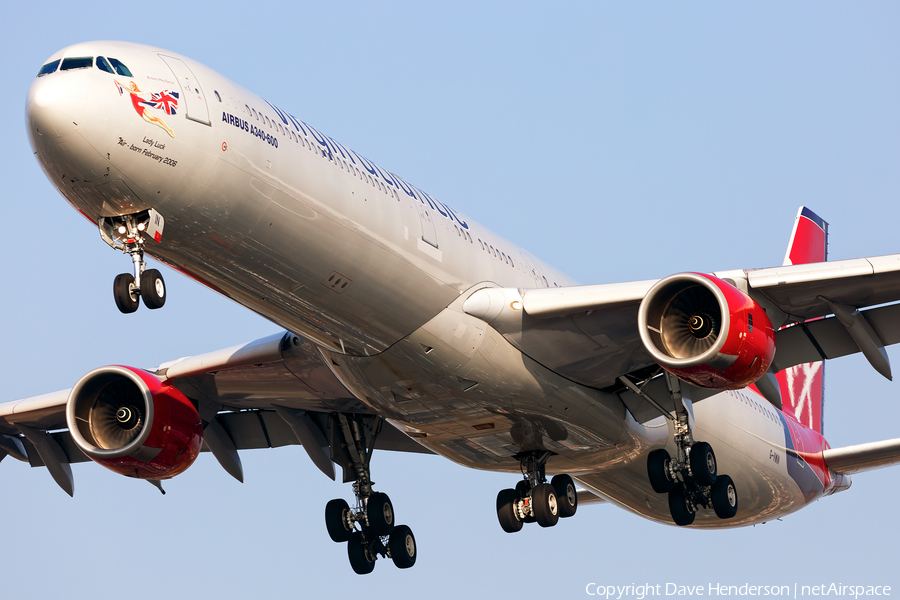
66;366;203;479
638;272;775;389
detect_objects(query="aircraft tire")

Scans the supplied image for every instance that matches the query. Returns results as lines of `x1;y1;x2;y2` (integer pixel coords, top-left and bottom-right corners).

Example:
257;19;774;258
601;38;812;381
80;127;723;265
668;483;695;526
711;474;738;519
690;442;717;486
496;488;523;533
347;532;376;575
325;498;354;542
532;483;560;528
551;474;578;518
113;273;140;314
647;449;676;493
367;492;395;536
389;525;417;569
140;269;166;309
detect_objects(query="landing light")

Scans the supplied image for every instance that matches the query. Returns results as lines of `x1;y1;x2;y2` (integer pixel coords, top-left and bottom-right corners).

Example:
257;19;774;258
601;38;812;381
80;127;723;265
117;226;127;235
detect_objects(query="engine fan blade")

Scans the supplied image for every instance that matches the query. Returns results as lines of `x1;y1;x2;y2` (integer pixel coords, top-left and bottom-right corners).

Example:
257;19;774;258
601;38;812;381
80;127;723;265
88;379;146;450
661;284;721;358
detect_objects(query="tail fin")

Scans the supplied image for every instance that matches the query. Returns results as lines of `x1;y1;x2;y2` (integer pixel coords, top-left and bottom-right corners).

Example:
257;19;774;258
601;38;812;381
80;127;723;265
777;207;828;433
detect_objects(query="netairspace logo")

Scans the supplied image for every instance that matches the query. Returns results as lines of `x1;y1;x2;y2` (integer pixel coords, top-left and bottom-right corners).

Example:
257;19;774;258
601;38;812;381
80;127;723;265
585;584;892;599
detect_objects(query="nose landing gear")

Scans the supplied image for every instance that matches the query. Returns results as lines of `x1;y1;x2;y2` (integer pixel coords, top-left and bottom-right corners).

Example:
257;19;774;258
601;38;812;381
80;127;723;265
99;210;166;314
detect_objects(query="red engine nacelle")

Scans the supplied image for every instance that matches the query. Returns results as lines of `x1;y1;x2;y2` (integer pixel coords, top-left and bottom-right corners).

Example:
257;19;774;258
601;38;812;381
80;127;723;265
65;365;203;479
637;272;775;389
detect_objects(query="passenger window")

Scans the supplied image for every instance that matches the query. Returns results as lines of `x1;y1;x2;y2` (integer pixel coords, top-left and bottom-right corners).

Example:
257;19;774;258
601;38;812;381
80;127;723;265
265;116;271;127
252;108;258;119
108;58;133;77
61;57;93;71
37;59;60;77
96;57;114;74
542;276;549;287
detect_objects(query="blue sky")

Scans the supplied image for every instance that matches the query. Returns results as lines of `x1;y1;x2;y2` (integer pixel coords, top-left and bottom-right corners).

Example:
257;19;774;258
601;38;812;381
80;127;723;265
2;2;900;598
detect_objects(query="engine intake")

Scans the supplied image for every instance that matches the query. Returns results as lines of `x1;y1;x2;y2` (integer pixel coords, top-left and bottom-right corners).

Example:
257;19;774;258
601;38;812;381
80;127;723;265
66;366;203;479
638;273;775;389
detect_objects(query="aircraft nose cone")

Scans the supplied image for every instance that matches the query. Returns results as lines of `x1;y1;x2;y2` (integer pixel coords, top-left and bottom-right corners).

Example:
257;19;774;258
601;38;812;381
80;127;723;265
26;74;87;141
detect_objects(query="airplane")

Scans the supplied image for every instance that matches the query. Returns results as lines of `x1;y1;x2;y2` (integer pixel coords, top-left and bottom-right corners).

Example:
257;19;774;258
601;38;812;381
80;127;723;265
9;39;900;575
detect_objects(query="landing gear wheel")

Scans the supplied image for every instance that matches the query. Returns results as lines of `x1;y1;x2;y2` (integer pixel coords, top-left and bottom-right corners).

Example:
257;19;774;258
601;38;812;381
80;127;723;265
389;525;417;569
711;474;738;519
532;483;560;528
647;449;676;493
367;492;395;536
689;441;717;486
668;482;696;526
551;474;578;518
496;488;523;533
325;498;354;542
140;268;166;309
113;273;140;314
347;532;376;575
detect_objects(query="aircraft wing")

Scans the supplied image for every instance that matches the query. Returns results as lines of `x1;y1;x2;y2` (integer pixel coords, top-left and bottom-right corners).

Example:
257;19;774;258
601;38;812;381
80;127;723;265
463;253;900;390
0;331;432;494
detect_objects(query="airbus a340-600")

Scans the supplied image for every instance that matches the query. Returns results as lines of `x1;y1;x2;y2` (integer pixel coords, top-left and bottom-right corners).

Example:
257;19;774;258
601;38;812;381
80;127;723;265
9;41;900;574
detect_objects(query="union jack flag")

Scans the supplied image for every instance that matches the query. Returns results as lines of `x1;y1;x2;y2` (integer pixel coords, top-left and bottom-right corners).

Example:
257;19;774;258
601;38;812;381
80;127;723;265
142;90;180;115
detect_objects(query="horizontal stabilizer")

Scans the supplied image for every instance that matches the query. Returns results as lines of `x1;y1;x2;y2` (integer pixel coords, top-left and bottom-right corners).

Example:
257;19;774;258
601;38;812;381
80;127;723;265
823;438;900;475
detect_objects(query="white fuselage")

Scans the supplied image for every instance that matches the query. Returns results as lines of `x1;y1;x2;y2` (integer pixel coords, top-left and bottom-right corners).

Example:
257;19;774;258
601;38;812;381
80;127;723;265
26;41;822;528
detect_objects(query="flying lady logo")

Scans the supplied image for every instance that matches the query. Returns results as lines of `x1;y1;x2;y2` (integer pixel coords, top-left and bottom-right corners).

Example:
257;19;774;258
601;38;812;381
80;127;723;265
115;80;180;138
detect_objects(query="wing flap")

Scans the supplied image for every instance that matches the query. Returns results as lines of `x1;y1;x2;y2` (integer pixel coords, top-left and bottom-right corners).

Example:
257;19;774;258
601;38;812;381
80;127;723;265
823;438;900;475
216;409;433;454
771;303;900;372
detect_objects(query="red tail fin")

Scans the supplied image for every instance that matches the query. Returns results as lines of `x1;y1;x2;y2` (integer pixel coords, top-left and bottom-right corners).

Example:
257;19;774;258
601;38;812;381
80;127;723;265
777;207;828;433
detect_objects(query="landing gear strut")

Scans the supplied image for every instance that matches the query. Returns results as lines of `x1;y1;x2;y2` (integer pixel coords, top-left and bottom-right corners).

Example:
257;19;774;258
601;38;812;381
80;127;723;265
323;414;417;574
642;373;739;525
496;450;578;533
99;210;166;314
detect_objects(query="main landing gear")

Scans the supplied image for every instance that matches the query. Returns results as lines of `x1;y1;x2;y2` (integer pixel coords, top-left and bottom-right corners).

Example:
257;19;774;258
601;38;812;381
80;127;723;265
645;373;738;526
324;415;417;574
496;451;578;533
99;211;166;314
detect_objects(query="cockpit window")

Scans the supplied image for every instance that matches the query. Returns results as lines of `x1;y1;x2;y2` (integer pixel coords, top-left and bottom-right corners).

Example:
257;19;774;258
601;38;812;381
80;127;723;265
37;59;61;77
96;56;114;74
107;58;133;77
60;57;93;71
